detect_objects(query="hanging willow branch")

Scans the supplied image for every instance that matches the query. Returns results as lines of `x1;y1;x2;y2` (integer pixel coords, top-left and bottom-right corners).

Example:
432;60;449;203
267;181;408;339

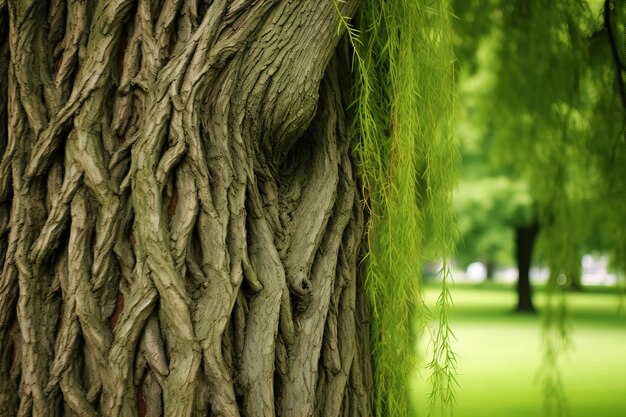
603;0;626;110
336;0;458;415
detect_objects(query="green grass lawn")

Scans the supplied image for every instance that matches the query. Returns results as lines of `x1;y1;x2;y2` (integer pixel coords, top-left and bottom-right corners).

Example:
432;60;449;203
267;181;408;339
411;282;626;417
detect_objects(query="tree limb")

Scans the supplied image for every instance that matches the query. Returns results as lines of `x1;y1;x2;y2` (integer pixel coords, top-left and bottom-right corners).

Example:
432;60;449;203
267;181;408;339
604;0;626;110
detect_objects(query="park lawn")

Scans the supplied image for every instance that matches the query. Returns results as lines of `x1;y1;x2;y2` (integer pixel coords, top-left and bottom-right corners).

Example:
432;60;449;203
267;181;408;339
411;282;626;417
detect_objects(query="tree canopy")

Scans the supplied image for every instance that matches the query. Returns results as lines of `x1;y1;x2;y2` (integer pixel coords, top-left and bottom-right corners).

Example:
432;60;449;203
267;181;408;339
452;0;625;284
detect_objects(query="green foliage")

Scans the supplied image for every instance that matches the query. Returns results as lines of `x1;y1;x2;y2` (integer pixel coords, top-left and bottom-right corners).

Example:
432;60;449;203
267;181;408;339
426;268;458;417
451;0;625;278
336;0;458;415
455;177;531;267
479;0;623;279
451;38;524;271
452;39;538;269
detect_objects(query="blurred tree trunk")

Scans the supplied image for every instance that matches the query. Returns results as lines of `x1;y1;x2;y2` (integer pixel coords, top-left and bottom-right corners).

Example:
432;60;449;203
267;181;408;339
485;258;495;281
515;222;539;312
566;268;583;291
0;1;374;416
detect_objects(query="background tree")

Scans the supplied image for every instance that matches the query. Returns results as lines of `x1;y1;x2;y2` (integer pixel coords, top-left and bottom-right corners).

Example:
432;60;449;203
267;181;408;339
0;1;457;417
451;0;625;309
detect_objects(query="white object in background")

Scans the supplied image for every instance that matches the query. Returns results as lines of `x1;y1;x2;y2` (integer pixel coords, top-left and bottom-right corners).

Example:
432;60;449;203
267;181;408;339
466;262;487;282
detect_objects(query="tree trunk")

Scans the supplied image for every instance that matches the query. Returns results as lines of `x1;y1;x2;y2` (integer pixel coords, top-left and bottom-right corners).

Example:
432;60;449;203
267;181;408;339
485;258;495;281
515;222;539;313
566;268;583;291
0;1;374;416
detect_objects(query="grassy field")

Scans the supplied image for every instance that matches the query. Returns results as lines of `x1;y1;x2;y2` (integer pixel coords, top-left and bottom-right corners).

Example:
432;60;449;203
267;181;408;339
411;282;626;417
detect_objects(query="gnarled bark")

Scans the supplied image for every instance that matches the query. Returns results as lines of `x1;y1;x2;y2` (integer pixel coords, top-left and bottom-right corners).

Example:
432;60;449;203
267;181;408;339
0;1;374;416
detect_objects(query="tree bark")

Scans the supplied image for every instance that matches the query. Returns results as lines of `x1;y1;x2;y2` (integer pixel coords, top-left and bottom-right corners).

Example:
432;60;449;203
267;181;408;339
515;222;539;313
0;1;374;416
